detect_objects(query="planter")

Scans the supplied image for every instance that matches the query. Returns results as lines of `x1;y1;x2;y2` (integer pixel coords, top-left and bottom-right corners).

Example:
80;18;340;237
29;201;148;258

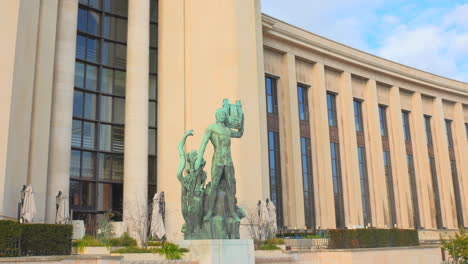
284;238;329;249
72;246;110;255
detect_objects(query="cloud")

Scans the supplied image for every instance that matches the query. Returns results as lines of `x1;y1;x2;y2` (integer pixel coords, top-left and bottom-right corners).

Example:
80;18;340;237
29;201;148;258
261;1;468;83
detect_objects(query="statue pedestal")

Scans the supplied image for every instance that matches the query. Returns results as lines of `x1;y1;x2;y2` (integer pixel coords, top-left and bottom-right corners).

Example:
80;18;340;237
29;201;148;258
177;239;254;264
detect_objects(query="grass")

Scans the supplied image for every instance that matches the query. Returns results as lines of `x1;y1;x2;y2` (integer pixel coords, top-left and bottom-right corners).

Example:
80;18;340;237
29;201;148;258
111;247;153;253
72;235;107;253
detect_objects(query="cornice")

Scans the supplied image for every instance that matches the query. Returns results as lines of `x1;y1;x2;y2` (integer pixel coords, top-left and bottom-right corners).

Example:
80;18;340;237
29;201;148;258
261;14;468;98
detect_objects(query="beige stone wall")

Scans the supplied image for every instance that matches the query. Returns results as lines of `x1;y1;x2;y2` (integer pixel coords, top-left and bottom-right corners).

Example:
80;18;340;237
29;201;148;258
263;14;468;230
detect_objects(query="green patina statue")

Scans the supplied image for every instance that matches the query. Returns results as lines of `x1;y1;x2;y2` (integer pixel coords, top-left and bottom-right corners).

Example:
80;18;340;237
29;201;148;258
177;99;245;239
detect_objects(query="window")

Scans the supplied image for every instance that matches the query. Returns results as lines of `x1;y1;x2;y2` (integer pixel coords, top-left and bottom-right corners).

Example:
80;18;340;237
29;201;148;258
424;115;433;145
407;154;420;228
353;100;364;132
465;123;468;139
445;119;454;147
358;146;371;226
297;85;309;121
450;160;464;227
383;151;397;227
301;137;315;229
429;157;443;229
330;142;344;228
268;131;283;227
327;93;337;127
148;0;158;198
265;76;278;114
402;111;411;142
378;105;388;137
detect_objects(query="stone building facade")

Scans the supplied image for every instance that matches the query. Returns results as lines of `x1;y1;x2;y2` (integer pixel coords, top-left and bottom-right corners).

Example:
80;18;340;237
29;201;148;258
0;0;467;239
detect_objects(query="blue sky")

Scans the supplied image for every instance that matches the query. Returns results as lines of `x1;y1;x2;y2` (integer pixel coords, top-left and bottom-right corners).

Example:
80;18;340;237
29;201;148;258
261;0;468;83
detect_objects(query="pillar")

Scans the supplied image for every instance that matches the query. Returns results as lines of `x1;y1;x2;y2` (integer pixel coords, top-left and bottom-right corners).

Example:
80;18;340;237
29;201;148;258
309;63;335;228
123;0;150;236
387;86;411;228
410;92;433;228
432;98;457;228
45;0;79;223
337;72;362;227
452;103;468;227
362;79;387;228
277;53;305;228
158;0;267;239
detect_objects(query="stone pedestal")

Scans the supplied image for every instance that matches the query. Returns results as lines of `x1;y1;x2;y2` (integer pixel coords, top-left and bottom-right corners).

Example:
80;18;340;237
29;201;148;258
177;239;254;264
71;220;85;240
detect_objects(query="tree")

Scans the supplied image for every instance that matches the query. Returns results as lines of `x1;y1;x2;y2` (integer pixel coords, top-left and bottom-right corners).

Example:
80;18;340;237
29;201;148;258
441;229;468;263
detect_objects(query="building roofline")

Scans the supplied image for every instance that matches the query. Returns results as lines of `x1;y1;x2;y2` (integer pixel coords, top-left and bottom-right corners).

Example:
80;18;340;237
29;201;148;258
261;13;468;96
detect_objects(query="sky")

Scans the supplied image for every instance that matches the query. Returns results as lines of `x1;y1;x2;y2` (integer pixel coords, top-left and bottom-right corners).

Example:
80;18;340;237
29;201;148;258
261;0;468;83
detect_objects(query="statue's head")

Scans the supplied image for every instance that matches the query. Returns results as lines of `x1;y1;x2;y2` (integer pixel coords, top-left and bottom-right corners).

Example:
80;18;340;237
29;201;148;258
215;108;228;123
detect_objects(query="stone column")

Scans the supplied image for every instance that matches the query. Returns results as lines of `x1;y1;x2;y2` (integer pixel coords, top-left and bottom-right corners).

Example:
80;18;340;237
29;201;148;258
278;53;305;228
387;86;411;228
410;92;433;229
453;103;468;227
123;0;149;236
362;79;387;228
337;72;362;227
432;98;456;228
309;63;335;228
45;0;78;223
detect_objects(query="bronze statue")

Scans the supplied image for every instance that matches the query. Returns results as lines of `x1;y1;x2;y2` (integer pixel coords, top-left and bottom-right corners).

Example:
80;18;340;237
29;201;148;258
177;99;245;239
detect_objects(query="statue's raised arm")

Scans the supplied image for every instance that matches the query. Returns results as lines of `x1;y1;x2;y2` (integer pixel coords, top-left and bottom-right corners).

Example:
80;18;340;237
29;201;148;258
177;129;194;183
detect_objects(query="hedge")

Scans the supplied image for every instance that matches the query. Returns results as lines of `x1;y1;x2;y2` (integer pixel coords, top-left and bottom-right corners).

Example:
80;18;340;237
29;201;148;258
328;229;419;249
0;220;72;257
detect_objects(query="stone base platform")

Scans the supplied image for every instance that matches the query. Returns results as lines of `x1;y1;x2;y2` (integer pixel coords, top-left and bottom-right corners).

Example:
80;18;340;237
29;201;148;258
177;239;254;264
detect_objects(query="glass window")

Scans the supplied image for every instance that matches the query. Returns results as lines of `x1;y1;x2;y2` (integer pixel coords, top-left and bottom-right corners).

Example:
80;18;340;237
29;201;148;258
104;0;128;16
81;182;95;209
114;70;126;96
113;98;125;124
112;156;123;180
150;24;158;48
96;183;112;211
354;100;363;132
86;37;99;62
265;76;278;114
72;120;82;147
149;102;156;127
424;115;433;145
358;146;370;226
267;131;282;227
76;35;86;60
103;15;114;40
100;95;112;122
445;119;454;147
115;18;127;42
402;111;411;141
70;150;81;177
378;105;387;136
407;154;420;228
297;85;309;121
114;44;126;68
84;93;97;119
75;62;85;88
149;128;156;155
81;151;95;178
327;93;337;127
450;160;464;226
384;151;397;227
465;123;468;139
101;68;113;94
85;64;98;91
99;124;112;151
103;41;115;66
149;75;157;100
301;137;315;228
429;157;443;228
148;157;156;184
87;10;100;35
149;49;157;73
111;126;124;152
98;153;112;180
150;0;158;22
330;142;344;228
82;121;95;149
78;8;87;32
73;91;84;117
70;180;80;208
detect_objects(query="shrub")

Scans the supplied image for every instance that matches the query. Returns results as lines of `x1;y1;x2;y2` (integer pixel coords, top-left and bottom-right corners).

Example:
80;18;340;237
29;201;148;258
111;246;152;254
259;241;281;250
0;221;21;257
20;224;72;256
440;229;468;263
328;229;419;249
156;242;186;260
72;235;107;254
109;233;137;247
264;237;285;245
148;240;163;247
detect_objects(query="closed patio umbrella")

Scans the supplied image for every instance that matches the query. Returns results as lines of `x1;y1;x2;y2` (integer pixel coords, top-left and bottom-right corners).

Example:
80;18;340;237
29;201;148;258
21;185;37;223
